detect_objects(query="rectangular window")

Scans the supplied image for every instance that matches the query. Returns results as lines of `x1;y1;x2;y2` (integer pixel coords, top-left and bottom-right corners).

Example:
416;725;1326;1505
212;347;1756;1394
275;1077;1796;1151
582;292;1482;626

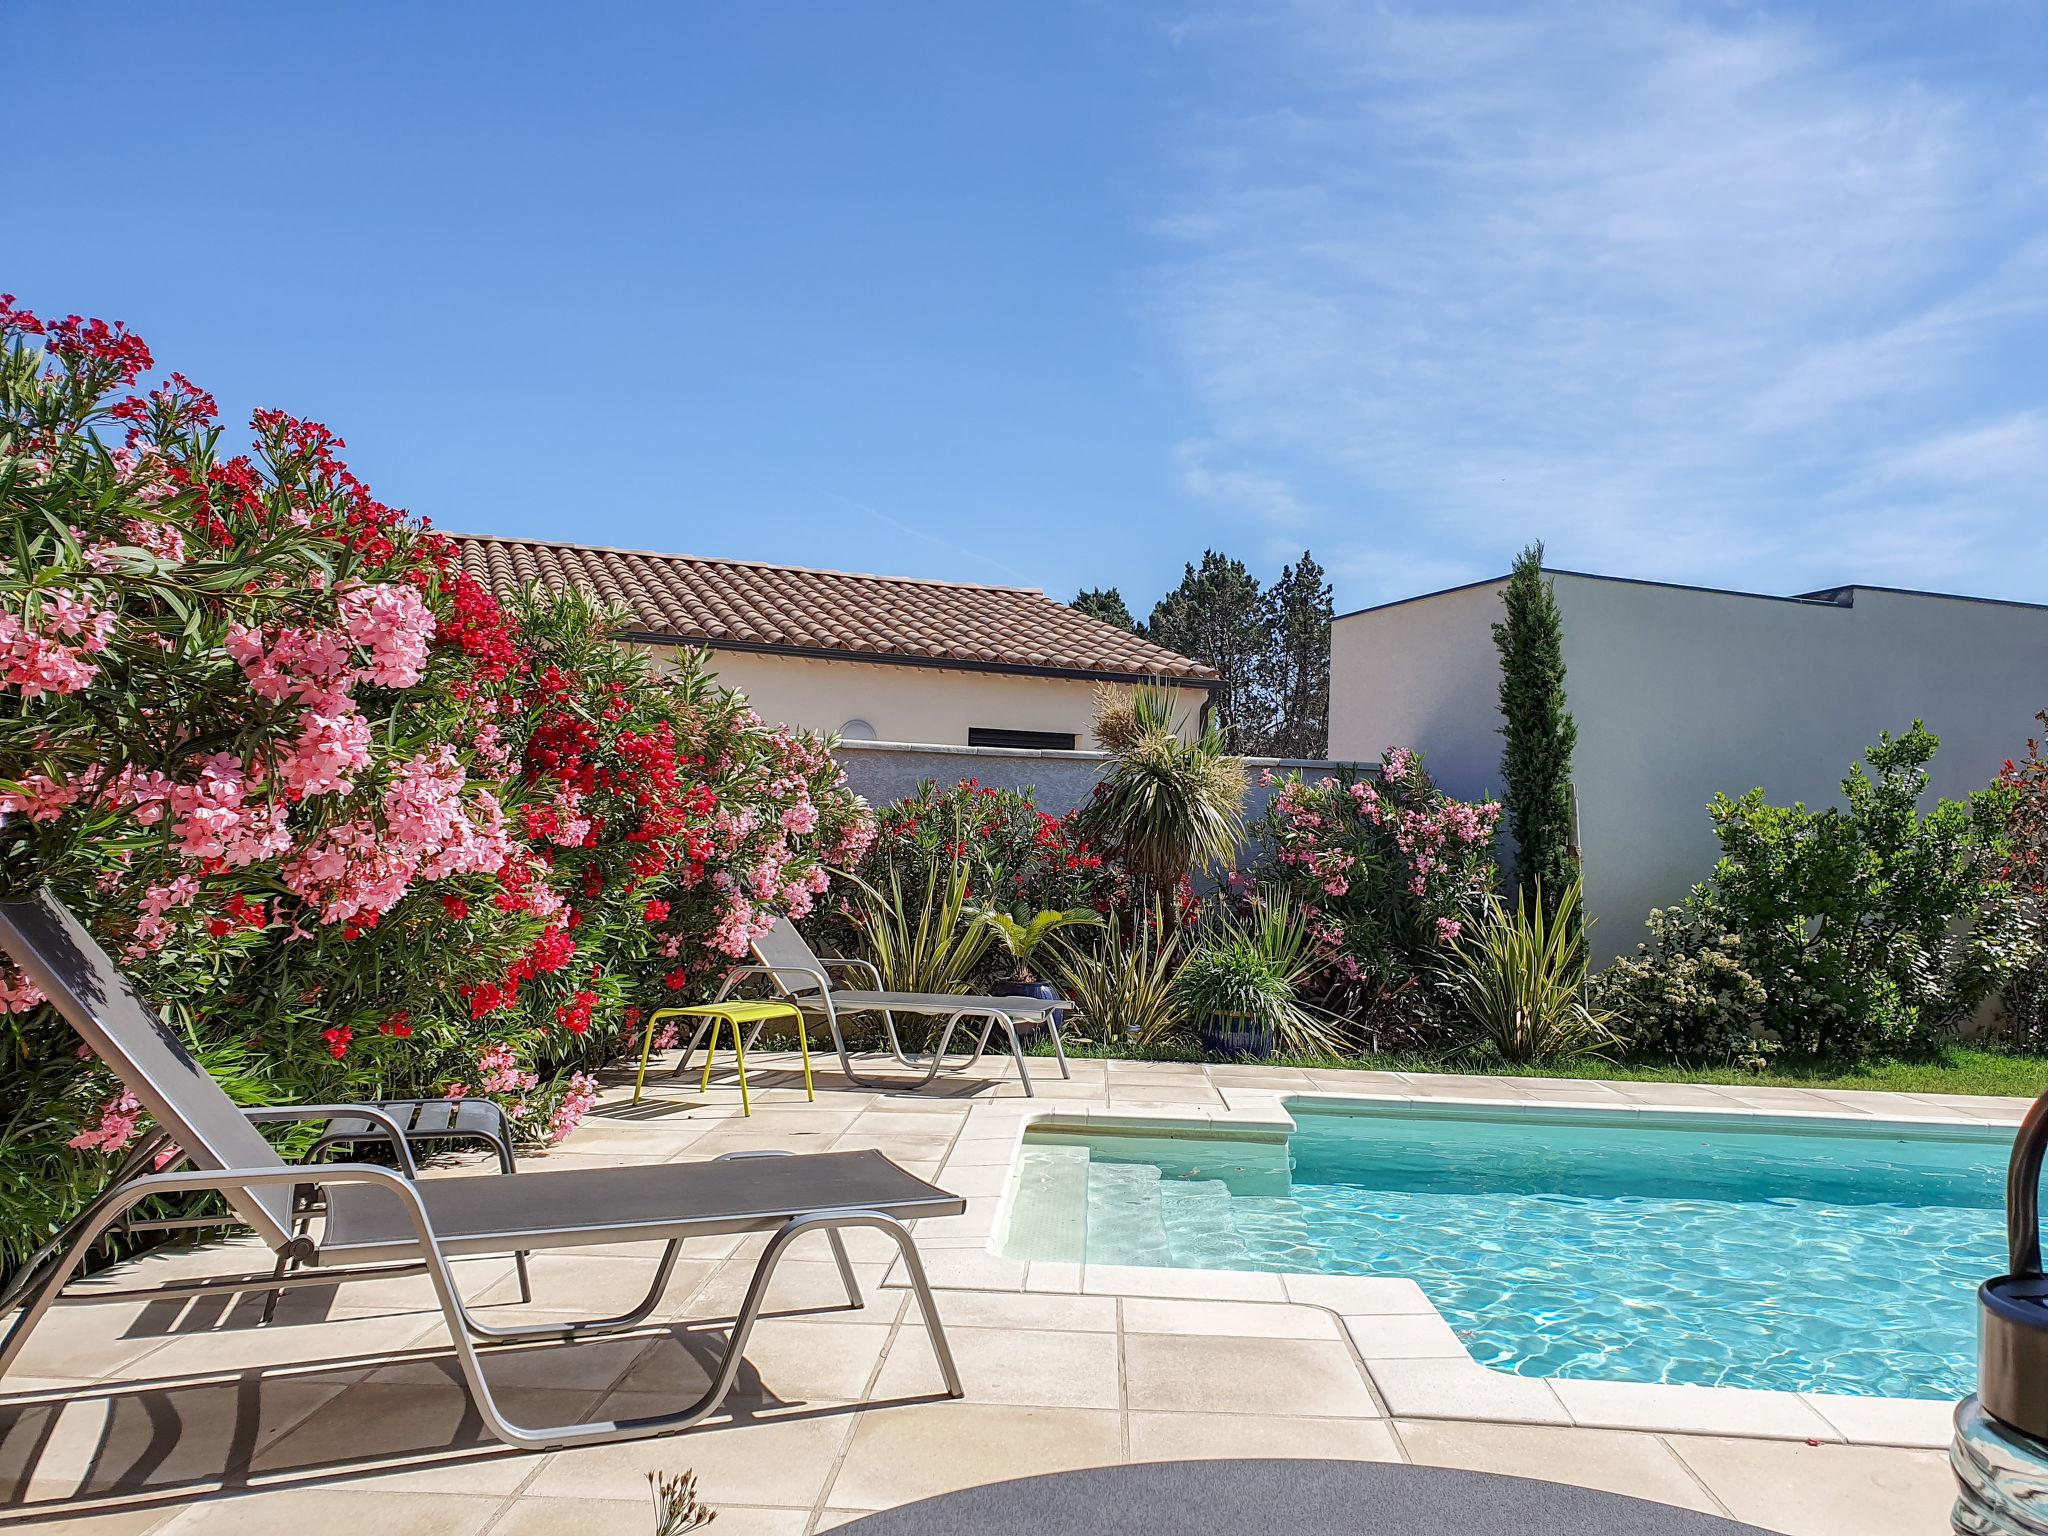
968;727;1077;752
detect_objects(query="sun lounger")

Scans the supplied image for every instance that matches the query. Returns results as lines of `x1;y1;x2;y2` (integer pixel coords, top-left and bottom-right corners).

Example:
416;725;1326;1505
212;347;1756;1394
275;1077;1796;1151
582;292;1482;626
719;919;1073;1096
0;887;964;1450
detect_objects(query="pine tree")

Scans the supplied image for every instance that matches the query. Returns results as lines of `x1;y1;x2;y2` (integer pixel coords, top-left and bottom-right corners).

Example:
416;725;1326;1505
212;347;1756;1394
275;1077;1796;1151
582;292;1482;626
1260;550;1333;758
1147;551;1275;753
1070;586;1138;634
1492;542;1579;916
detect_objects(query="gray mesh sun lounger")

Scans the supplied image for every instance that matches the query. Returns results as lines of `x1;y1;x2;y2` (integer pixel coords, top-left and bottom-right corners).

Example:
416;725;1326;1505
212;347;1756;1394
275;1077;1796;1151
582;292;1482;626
0;887;965;1450
694;919;1073;1097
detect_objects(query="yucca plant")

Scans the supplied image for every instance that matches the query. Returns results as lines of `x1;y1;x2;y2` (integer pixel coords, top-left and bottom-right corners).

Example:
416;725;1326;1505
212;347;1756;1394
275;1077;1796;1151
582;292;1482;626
1444;877;1620;1062
971;905;1103;983
1047;904;1189;1046
1076;683;1246;902
846;859;993;994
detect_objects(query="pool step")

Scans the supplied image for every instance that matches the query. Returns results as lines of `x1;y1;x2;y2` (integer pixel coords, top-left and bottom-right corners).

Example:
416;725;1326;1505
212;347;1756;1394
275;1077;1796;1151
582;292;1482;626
1001;1144;1090;1262
1158;1177;1253;1267
1085;1160;1175;1265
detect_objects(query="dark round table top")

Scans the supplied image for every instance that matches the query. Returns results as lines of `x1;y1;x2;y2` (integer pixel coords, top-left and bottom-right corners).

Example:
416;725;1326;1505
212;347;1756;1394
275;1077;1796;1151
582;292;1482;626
828;1459;1773;1535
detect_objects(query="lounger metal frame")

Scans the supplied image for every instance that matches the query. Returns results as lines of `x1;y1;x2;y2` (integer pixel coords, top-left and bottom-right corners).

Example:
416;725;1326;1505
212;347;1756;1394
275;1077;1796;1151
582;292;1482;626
725;922;1073;1097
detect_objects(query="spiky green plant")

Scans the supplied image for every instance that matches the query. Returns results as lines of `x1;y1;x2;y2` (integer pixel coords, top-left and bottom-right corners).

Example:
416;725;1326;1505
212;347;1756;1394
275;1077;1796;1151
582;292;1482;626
1076;683;1246;899
648;1469;717;1533
971;906;1103;982
846;860;993;994
1047;905;1189;1046
1445;877;1619;1063
1178;892;1349;1056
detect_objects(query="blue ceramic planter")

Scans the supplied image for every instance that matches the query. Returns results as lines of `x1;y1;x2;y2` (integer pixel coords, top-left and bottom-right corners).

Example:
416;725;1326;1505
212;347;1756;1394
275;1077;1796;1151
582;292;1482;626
1198;1011;1276;1060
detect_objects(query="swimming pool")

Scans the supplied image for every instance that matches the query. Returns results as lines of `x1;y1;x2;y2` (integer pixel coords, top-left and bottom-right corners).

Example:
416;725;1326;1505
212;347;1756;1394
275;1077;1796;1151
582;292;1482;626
997;1098;2012;1399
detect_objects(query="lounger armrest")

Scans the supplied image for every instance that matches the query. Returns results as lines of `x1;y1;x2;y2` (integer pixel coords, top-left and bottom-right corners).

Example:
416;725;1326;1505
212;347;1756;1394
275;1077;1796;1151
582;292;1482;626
87;1160;444;1256
713;963;834;1008
241;1103;421;1179
819;956;883;989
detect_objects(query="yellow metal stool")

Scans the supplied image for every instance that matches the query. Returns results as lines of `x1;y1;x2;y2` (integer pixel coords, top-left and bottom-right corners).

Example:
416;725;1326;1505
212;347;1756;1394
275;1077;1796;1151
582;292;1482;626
633;1001;814;1115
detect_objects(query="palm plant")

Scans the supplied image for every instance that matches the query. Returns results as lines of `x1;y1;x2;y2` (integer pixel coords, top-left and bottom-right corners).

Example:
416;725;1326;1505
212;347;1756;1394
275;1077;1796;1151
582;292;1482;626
1047;904;1189;1046
1076;683;1246;902
971;905;1102;983
846;860;993;994
1444;876;1620;1062
1178;892;1349;1056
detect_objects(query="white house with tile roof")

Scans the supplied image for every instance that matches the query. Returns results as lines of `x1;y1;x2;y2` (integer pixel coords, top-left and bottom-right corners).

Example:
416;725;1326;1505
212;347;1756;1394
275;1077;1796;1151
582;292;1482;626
456;535;1218;751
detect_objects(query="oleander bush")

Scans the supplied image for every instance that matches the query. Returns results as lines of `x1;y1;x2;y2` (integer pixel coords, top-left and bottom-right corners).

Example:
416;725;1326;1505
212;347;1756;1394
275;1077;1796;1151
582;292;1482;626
0;294;868;1271
1245;748;1500;1047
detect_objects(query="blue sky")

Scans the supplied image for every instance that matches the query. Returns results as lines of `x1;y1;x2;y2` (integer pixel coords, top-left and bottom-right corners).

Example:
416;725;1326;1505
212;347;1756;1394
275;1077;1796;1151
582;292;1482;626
12;2;2048;613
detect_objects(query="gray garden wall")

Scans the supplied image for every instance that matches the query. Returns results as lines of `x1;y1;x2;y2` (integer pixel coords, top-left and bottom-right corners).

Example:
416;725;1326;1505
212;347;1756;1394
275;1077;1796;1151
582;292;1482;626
833;740;1369;827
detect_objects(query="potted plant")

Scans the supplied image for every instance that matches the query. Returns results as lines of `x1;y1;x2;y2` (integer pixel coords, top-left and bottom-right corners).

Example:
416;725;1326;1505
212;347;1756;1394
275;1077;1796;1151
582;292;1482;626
974;905;1102;1033
1176;893;1348;1060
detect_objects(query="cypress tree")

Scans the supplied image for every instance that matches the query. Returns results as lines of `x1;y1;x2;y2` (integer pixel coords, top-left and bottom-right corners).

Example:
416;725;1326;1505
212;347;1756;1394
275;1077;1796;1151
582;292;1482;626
1492;542;1579;914
1260;550;1333;758
1147;551;1276;754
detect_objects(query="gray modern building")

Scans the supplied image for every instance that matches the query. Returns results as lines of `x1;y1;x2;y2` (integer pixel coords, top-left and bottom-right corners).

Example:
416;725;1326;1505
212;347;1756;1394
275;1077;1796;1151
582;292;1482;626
1330;572;2048;959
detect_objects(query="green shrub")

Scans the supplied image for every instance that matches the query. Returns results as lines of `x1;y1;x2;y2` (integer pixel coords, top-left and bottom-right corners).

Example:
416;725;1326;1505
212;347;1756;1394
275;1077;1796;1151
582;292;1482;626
1595;724;2031;1061
1590;904;1770;1064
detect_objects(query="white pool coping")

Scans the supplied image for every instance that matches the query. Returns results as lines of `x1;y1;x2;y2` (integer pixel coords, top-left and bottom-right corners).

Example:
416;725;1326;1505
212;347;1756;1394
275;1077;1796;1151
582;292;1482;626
885;1086;2022;1452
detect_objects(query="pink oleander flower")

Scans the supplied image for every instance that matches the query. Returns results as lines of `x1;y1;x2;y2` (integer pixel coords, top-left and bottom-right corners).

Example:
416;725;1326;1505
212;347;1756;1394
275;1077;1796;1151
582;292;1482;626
1435;917;1463;945
282;818;418;925
0;771;85;823
281;697;373;798
547;1071;600;1143
780;799;818;835
0;964;46;1014
338;581;434;689
0;589;116;698
69;1091;144;1154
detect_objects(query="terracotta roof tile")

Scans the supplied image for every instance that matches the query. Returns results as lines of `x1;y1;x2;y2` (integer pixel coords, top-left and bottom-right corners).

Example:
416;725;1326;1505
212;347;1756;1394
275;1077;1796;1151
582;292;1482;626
453;535;1219;684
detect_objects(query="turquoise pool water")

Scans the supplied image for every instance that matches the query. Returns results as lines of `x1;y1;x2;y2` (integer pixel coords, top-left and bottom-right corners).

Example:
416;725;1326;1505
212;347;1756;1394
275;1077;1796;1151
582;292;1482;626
998;1099;2012;1399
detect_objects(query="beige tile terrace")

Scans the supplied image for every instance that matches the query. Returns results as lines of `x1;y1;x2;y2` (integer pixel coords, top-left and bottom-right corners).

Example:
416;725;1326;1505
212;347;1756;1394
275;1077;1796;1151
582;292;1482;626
2;1051;2009;1535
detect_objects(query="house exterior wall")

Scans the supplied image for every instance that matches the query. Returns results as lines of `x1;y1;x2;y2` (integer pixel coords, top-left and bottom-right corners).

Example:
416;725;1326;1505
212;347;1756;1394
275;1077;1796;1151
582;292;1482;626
1557;577;2048;959
646;644;1212;750
1328;578;1509;802
1331;575;2048;962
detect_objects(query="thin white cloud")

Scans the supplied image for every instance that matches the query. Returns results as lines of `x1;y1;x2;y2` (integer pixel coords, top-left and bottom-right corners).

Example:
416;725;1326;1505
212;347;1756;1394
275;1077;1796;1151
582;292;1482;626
1149;1;2048;601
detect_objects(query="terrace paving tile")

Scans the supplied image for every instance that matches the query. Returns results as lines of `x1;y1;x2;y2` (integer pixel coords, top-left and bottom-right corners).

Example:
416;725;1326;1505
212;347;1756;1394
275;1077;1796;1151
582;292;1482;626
1103;1084;1228;1107
245;1380;604;1481
614;1318;894;1407
916;1290;1118;1332
1393;1419;1727;1515
825;1402;1122;1510
1667;1435;1956;1536
2;1372;356;1508
1024;1261;1083;1293
882;1247;1027;1292
937;1139;1024;1166
871;1324;1122;1409
1366;1358;1571;1424
689;1259;901;1323
1120;1297;1339;1340
491;1498;813;1536
1551;1379;1840;1441
1342;1312;1470;1360
1126;1411;1402;1463
1280;1274;1438;1315
155;1487;504;1535
1123;1334;1379;1418
1080;1265;1286;1302
1800;1392;1956;1449
527;1399;853;1506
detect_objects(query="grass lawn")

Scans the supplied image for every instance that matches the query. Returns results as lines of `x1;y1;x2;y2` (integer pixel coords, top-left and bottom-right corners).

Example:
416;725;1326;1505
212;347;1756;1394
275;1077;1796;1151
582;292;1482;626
1030;1037;2048;1098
